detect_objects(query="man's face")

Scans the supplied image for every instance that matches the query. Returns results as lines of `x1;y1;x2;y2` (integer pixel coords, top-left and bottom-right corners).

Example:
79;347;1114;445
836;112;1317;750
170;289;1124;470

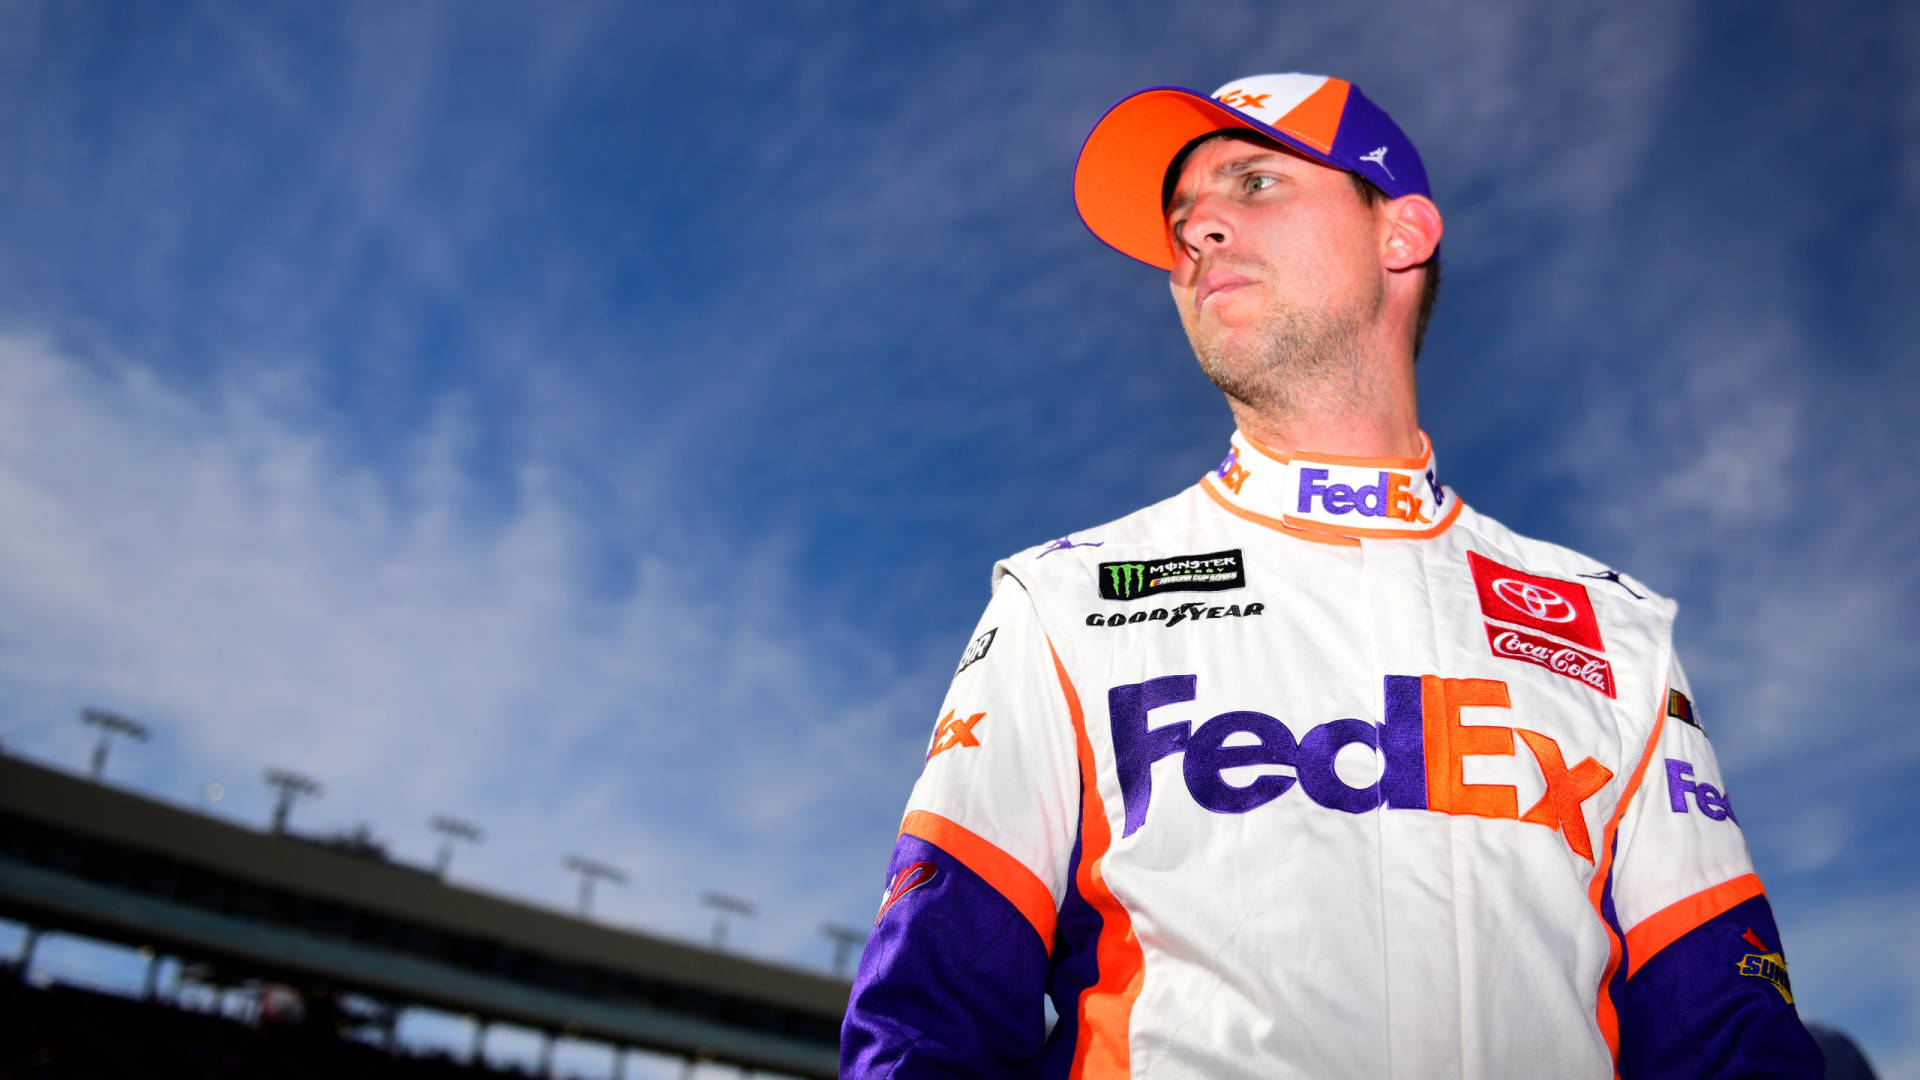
1164;134;1386;402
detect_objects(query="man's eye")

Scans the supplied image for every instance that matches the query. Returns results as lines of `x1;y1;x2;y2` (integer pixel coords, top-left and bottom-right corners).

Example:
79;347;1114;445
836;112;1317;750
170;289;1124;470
1244;175;1277;193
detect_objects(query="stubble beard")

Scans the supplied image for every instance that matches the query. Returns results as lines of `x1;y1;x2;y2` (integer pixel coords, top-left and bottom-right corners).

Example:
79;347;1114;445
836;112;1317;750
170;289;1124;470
1186;280;1381;422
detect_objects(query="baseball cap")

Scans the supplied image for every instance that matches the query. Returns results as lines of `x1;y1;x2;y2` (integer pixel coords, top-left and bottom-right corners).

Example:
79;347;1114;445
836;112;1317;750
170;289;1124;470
1074;73;1430;270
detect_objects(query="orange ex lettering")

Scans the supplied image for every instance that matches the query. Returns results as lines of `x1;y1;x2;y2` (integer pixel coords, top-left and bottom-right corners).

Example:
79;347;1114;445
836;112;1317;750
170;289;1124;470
1215;89;1271;110
1386;472;1429;522
1214;448;1251;495
927;709;985;760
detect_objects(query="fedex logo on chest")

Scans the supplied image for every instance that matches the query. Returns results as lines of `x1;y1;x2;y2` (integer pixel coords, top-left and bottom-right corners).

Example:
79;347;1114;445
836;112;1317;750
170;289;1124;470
1110;673;1615;861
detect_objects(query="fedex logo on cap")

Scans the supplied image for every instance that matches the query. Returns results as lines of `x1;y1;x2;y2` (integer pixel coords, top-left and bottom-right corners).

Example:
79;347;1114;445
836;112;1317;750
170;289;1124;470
1211;74;1338;129
1110;673;1615;861
1297;467;1430;523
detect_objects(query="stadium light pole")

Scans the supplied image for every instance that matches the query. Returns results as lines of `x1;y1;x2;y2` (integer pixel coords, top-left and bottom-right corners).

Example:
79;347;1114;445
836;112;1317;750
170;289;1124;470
263;769;323;833
430;815;483;877
821;924;867;976
80;707;149;781
702;892;756;949
563;855;627;917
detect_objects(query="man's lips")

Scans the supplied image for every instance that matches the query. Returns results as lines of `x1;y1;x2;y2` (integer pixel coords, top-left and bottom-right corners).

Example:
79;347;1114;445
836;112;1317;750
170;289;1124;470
1196;271;1256;309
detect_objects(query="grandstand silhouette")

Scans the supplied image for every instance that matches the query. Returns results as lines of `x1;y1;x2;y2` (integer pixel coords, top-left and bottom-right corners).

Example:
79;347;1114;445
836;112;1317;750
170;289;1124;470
0;754;845;1078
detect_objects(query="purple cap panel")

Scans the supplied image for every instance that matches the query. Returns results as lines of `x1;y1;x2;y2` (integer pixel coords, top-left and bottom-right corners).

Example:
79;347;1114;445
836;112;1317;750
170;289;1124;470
1329;85;1430;199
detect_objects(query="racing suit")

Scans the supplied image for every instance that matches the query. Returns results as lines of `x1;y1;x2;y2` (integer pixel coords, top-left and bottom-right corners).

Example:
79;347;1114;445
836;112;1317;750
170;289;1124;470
842;431;1820;1078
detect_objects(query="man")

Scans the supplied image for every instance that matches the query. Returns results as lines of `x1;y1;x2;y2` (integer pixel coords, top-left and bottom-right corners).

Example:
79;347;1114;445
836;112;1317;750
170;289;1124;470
841;73;1821;1078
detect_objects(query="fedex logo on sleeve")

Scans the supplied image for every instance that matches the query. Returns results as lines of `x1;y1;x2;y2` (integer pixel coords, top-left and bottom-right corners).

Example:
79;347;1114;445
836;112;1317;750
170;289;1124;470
1109;673;1616;861
1296;467;1430;523
1666;758;1738;822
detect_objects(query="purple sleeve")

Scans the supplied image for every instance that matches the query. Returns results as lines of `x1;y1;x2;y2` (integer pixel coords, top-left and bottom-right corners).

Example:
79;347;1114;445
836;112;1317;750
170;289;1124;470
840;834;1051;1078
1618;894;1824;1078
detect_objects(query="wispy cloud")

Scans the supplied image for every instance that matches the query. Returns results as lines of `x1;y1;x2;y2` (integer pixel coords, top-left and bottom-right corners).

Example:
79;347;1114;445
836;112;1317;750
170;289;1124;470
0;332;933;959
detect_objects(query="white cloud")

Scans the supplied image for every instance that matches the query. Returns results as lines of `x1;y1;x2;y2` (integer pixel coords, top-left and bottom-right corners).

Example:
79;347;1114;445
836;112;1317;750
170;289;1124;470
0;332;933;962
1539;273;1920;772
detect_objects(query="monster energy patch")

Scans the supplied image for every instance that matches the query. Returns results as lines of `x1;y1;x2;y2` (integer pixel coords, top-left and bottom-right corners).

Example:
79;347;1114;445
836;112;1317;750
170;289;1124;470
1097;549;1245;601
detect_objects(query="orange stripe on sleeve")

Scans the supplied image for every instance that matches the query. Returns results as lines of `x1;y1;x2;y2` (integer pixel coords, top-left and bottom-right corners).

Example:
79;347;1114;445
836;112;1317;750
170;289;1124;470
1624;873;1767;979
899;810;1058;952
1589;708;1667;1071
1049;641;1142;1080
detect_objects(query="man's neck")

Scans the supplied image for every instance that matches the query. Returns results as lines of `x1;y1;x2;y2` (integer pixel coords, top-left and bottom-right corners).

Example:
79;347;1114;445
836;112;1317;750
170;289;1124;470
1225;354;1422;459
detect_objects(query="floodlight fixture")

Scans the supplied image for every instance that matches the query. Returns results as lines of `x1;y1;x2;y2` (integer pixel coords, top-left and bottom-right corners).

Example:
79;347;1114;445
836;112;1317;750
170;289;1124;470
430;815;484;877
263;768;323;833
821;923;868;975
702;891;757;948
564;855;627;916
80;707;149;781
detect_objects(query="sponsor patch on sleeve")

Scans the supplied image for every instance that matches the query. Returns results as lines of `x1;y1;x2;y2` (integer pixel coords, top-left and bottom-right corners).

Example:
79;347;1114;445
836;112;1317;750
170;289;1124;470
926;709;985;761
955;627;996;675
876;861;937;925
1736;927;1794;1003
1667;688;1702;732
1098;549;1246;601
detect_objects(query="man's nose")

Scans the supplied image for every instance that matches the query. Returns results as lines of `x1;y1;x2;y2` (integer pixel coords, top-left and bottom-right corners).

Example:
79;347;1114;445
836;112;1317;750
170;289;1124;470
1174;193;1232;261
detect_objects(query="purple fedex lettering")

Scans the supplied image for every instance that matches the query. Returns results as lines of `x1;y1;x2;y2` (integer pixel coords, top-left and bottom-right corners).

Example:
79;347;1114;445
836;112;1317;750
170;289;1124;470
1297;468;1333;513
1297;468;1389;517
1109;676;1196;837
1110;674;1431;836
1665;758;1737;822
1183;711;1297;814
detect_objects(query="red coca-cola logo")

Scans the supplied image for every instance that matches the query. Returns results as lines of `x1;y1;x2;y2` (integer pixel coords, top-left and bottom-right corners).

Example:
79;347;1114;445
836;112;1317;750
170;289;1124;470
1485;624;1616;698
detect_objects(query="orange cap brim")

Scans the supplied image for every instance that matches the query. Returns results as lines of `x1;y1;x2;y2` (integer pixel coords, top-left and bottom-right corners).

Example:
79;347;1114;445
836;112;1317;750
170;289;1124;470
1072;88;1269;271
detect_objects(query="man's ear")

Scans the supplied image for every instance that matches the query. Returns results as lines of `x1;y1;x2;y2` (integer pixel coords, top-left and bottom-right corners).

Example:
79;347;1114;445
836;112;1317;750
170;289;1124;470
1381;195;1442;270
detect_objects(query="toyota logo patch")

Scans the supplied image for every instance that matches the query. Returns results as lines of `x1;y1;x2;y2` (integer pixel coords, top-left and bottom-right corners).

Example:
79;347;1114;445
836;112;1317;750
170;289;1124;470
1467;551;1605;653
1491;578;1577;623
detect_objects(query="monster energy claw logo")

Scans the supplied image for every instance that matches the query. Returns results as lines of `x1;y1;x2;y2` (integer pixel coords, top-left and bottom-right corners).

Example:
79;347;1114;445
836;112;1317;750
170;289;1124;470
1108;563;1146;598
1097;549;1246;601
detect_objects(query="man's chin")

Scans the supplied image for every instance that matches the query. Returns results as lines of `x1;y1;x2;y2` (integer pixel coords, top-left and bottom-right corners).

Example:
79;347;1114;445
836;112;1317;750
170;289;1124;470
1193;321;1263;359
1193;294;1271;336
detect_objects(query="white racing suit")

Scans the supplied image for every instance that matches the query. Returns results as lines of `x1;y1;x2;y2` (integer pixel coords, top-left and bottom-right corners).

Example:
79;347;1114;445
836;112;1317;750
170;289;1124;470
842;431;1820;1078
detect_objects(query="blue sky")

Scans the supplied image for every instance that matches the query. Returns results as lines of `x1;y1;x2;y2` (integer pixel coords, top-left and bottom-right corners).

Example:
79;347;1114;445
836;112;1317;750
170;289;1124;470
0;0;1915;1074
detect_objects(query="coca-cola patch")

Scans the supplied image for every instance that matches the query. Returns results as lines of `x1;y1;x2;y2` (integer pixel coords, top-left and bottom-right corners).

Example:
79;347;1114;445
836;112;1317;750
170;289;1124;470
1485;623;1616;698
